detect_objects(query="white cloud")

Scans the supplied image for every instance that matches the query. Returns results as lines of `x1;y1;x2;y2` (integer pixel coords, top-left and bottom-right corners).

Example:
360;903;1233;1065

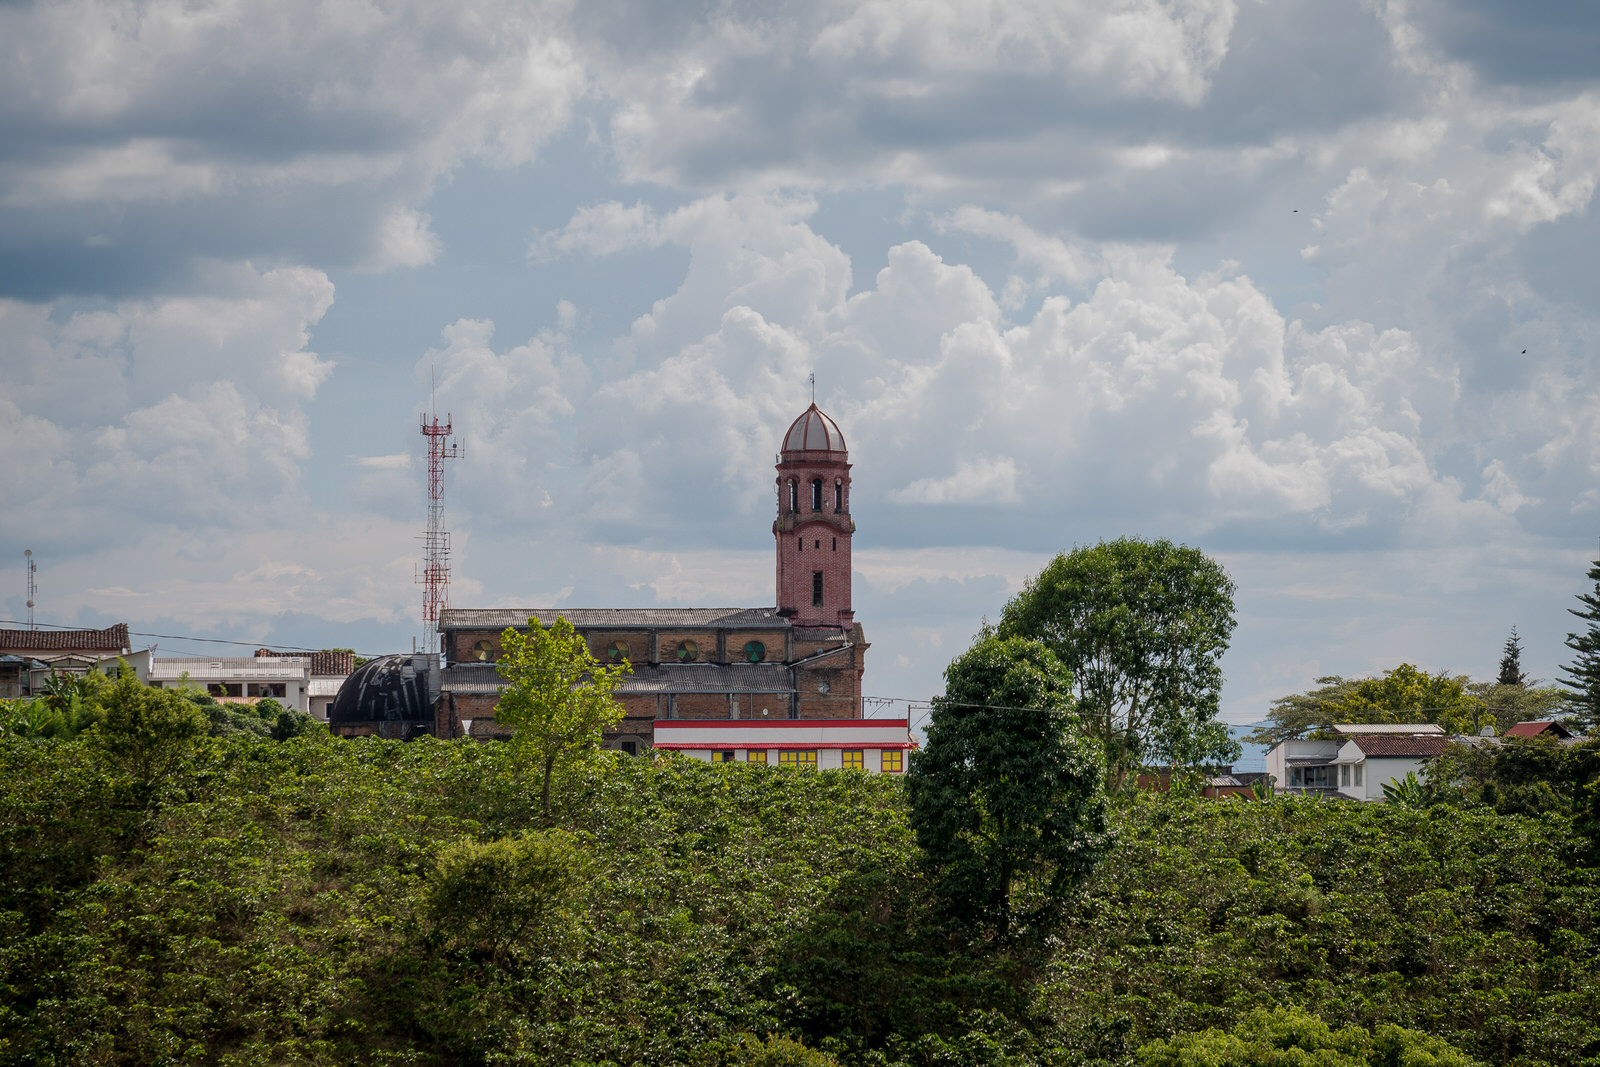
0;266;334;548
0;0;585;294
892;457;1020;505
353;454;413;470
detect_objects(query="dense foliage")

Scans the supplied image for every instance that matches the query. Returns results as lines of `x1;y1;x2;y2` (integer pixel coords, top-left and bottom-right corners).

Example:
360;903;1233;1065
1562;555;1600;734
1250;666;1567;748
998;539;1240;784
1;666;320;743
2;733;1597;1066
908;633;1111;938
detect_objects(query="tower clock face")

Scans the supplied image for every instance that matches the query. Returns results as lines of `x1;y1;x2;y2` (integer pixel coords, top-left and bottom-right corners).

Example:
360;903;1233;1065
677;640;699;662
744;641;765;663
607;640;629;663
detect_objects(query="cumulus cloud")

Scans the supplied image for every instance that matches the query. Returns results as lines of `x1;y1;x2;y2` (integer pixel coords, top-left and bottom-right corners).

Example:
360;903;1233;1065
0;0;584;297
0;266;334;549
440;194;1587;559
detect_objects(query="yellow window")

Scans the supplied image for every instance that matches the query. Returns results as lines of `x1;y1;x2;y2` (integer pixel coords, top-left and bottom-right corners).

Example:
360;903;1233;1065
711;750;736;763
746;750;767;764
880;750;903;773
841;749;864;769
778;750;818;768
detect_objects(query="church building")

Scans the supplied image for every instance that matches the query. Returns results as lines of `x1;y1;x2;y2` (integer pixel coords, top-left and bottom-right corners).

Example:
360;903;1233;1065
401;403;912;771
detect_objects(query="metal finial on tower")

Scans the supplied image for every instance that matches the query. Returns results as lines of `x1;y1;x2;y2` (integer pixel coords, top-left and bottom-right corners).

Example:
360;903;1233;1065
417;410;463;653
810;371;815;403
23;549;35;630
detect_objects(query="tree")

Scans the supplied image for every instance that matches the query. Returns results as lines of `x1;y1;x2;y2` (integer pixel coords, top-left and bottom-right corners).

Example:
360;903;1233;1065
997;538;1239;787
423;830;587;963
906;632;1112;938
1381;770;1430;808
1254;665;1479;744
1561;553;1600;734
494;616;631;820
1498;626;1527;686
1248;675;1362;747
89;670;208;784
1137;1005;1479;1067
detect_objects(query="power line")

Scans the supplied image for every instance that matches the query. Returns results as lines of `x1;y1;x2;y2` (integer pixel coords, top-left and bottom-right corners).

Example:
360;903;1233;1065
0;619;382;658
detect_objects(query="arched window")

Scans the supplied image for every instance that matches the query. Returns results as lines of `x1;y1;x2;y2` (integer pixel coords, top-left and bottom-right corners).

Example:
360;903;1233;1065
811;478;823;511
788;479;798;513
834;479;843;511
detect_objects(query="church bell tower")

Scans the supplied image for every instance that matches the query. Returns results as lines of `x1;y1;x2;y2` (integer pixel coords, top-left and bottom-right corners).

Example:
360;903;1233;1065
774;404;854;628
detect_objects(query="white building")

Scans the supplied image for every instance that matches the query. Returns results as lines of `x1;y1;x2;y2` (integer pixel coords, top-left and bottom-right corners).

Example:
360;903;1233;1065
149;657;313;714
653;717;915;773
1265;724;1448;801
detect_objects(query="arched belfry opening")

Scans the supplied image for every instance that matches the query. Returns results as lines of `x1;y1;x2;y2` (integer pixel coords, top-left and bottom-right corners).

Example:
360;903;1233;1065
773;403;853;628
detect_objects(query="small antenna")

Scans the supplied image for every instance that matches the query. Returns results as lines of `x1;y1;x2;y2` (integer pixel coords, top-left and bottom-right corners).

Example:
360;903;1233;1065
24;550;35;630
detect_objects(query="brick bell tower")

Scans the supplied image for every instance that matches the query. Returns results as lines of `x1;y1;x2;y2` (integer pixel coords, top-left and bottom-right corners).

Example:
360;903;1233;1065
775;403;854;628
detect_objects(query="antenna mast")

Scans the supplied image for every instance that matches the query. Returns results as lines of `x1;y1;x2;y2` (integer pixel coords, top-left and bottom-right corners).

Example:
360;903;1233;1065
417;403;462;653
24;549;35;630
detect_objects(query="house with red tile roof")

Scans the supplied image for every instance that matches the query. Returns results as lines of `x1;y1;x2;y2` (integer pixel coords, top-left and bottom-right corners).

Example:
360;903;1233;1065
1265;723;1451;802
1502;720;1574;741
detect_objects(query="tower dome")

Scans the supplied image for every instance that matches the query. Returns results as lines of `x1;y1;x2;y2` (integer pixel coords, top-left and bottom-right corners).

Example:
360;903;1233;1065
781;404;847;455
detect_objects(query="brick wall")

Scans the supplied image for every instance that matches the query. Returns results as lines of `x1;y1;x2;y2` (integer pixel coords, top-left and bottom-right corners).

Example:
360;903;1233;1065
585;630;654;665
774;454;854;628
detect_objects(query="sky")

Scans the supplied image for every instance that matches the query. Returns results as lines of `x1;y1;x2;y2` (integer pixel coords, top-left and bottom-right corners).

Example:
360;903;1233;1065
2;0;1598;725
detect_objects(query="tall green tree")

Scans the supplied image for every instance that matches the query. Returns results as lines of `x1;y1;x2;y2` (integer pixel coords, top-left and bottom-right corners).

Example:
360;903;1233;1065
1498;626;1527;686
998;537;1239;787
494;616;631;820
906;632;1112;938
1561;553;1600;734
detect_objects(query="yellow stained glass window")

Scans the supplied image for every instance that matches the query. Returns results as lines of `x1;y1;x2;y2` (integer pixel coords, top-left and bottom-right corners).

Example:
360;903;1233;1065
880;750;903;773
746;750;767;764
841;749;864;769
778;750;817;768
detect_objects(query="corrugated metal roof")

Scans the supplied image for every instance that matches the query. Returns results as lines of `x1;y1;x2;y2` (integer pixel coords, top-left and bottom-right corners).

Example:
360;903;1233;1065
618;664;795;694
440;607;788;630
439;661;796;696
308;678;344;697
1331;723;1444;735
1352;735;1448;758
150;657;309;681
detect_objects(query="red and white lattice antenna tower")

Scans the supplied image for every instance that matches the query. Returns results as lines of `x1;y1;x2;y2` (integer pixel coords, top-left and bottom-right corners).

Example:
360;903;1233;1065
416;389;462;653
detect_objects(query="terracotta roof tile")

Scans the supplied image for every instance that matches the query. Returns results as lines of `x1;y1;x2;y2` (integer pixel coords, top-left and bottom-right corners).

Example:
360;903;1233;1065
0;624;129;653
1353;735;1448;758
1504;720;1572;739
255;648;356;676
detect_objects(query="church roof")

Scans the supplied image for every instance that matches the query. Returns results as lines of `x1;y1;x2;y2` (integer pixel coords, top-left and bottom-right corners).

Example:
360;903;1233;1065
439;661;796;695
439;607;789;630
782;404;847;454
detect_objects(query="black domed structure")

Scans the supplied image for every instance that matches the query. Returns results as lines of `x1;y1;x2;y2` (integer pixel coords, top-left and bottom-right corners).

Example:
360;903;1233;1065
329;654;434;725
